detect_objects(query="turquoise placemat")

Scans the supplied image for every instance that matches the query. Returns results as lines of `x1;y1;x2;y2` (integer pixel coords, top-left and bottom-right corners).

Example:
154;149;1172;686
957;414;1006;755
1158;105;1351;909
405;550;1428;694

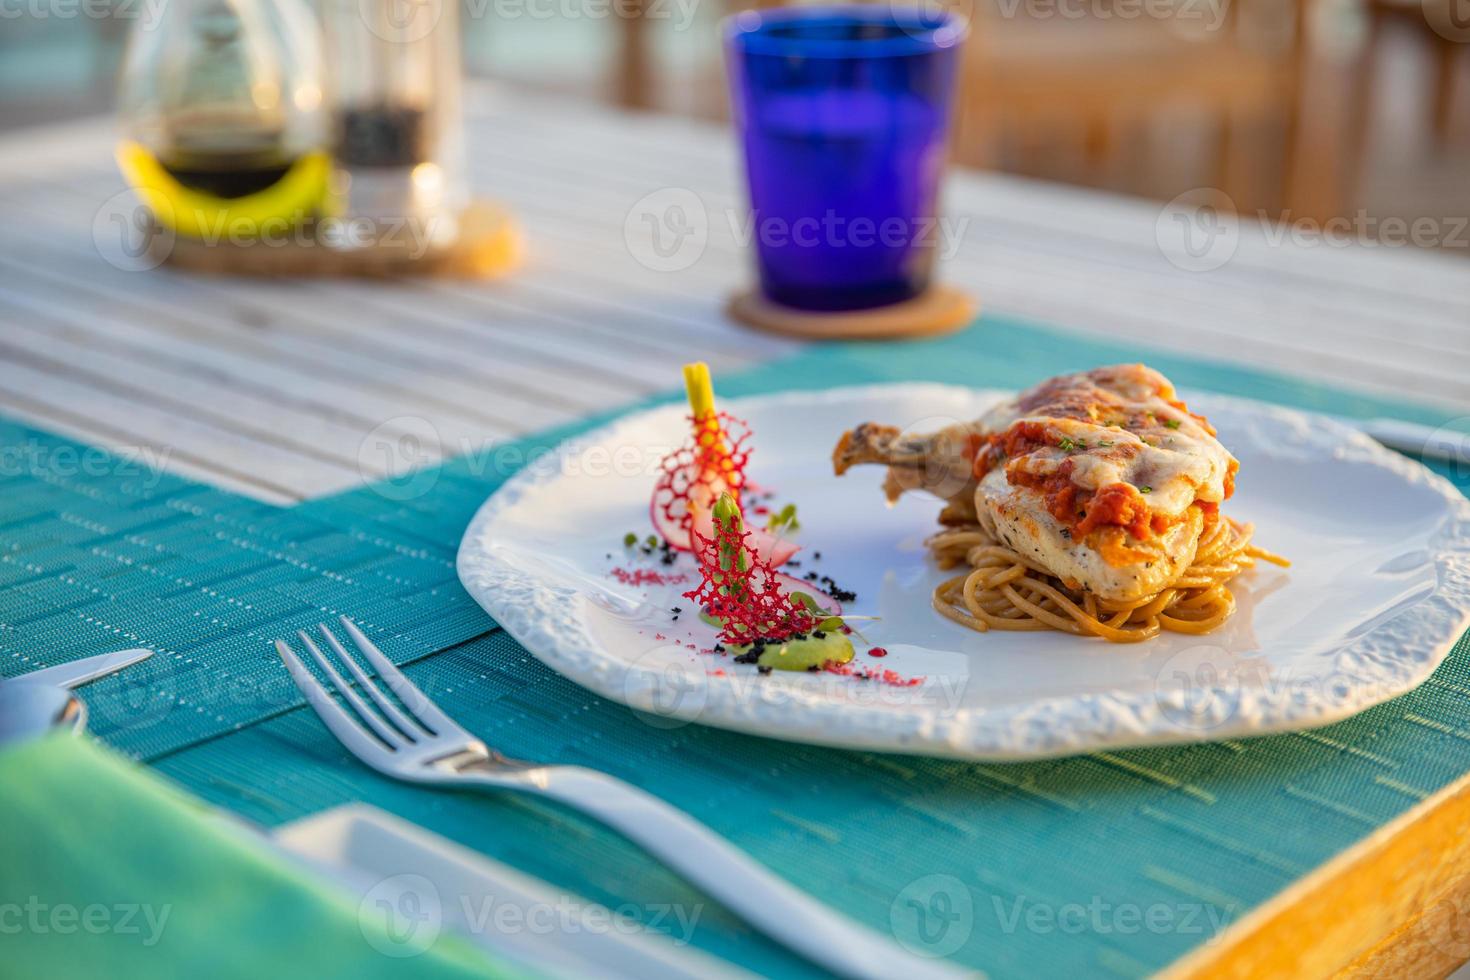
0;446;494;758
3;314;1468;978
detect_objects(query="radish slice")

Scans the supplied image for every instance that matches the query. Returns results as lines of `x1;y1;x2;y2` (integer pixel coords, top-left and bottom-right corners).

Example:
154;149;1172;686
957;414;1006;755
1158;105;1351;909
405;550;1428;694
688;499;799;568
649;410;757;555
650;495;692;551
652;462;731;553
751;528;800;568
774;573;841;616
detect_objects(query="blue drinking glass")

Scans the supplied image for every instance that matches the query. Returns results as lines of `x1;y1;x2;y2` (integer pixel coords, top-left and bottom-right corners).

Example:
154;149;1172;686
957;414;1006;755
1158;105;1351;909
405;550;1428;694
724;5;964;312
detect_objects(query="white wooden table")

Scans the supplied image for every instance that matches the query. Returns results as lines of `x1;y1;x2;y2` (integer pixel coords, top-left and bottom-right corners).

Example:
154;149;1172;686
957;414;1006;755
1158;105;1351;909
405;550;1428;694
0;83;1466;506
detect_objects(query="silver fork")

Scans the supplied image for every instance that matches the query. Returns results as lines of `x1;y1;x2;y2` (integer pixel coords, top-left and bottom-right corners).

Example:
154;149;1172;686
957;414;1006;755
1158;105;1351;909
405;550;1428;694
276;618;970;980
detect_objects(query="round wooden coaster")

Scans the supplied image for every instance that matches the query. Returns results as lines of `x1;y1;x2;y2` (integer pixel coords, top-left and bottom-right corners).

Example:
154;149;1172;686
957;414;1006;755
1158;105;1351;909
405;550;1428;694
727;284;976;340
152;199;524;280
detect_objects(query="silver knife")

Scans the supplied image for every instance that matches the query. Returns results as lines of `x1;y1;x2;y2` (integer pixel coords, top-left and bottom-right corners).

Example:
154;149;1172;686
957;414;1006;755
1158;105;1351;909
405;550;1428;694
5;648;154;689
1330;415;1470;465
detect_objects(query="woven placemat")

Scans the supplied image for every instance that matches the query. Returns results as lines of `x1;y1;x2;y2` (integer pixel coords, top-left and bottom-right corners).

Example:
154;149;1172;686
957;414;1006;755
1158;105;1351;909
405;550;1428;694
4;313;1468;978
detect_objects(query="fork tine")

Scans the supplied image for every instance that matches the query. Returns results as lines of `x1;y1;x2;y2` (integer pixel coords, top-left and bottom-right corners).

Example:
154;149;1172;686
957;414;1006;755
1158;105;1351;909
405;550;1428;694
295;630;406;749
338;617;463;737
317;623;425;740
275;640;395;760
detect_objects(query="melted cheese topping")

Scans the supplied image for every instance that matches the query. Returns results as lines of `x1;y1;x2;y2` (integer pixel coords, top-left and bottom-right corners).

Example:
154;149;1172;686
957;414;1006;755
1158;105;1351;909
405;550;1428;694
971;364;1237;539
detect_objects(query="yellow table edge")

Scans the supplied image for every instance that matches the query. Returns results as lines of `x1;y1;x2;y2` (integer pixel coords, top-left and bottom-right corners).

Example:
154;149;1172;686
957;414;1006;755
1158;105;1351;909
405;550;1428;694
1163;765;1470;978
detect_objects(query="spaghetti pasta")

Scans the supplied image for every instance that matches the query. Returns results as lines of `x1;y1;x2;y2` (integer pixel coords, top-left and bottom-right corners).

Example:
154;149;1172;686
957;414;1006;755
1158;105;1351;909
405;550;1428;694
928;514;1290;643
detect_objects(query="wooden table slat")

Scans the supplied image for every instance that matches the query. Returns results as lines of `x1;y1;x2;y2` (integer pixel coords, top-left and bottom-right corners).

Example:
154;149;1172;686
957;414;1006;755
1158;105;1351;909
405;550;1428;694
0;87;1464;502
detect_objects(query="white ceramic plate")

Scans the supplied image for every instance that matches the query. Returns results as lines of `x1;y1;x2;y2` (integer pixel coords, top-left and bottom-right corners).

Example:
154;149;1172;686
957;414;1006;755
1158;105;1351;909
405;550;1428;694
457;384;1470;760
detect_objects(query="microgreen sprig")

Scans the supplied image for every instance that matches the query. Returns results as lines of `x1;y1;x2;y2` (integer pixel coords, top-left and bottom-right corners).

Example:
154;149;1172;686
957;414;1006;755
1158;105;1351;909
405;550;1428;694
766;502;800;534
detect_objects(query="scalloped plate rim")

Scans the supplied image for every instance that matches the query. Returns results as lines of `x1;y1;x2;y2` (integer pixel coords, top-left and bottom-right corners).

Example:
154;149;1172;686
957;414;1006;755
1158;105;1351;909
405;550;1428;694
456;383;1470;761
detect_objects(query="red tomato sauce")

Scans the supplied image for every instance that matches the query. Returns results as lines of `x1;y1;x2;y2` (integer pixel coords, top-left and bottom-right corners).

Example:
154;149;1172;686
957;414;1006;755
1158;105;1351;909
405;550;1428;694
960;368;1238;544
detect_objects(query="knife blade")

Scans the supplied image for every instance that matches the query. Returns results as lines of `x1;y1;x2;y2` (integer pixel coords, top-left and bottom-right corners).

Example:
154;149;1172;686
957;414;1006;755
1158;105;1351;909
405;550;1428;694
6;648;154;690
1329;415;1470;465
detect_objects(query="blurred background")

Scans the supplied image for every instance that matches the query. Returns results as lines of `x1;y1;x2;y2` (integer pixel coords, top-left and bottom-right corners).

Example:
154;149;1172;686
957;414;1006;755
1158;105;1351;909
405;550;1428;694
1;0;1466;244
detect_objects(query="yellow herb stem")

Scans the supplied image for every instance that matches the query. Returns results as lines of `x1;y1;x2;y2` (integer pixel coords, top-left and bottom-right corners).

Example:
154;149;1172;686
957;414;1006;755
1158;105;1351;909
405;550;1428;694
683;362;716;419
682;361;732;472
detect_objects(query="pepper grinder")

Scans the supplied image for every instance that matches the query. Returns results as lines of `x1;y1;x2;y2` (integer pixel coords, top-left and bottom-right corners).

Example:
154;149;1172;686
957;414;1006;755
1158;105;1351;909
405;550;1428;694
321;0;468;253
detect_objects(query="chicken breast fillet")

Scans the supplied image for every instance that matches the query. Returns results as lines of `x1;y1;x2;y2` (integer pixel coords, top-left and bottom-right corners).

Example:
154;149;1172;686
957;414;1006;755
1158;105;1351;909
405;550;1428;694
832;364;1238;603
977;468;1204;601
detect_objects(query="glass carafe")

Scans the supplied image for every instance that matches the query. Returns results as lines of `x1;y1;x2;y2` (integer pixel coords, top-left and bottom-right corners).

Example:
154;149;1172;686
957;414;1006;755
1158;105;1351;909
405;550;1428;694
116;0;328;238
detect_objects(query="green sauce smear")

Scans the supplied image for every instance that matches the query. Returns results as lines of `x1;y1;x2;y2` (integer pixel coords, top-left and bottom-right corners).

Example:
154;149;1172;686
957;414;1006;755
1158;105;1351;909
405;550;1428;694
734;632;855;672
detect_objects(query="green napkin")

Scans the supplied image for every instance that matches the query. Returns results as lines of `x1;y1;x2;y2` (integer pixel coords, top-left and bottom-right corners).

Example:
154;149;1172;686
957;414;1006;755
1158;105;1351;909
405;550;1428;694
0;733;519;979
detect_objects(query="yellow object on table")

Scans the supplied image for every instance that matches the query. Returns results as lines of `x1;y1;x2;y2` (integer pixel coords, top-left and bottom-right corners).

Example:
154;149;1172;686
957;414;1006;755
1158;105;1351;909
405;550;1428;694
117;140;523;280
682;361;717;419
115;140;331;241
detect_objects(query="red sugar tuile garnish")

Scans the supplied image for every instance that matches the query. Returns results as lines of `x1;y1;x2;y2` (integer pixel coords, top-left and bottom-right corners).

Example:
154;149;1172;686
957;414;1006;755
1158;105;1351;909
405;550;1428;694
683;514;817;647
651;411;753;553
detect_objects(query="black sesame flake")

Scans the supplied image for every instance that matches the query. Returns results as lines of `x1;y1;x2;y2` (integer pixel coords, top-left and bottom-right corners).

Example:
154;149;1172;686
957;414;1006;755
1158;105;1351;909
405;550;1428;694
806;572;857;604
757;665;773;675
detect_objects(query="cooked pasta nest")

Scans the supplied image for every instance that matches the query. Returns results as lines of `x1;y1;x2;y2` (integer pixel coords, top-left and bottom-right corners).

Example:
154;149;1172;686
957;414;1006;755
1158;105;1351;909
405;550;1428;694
929;516;1289;643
